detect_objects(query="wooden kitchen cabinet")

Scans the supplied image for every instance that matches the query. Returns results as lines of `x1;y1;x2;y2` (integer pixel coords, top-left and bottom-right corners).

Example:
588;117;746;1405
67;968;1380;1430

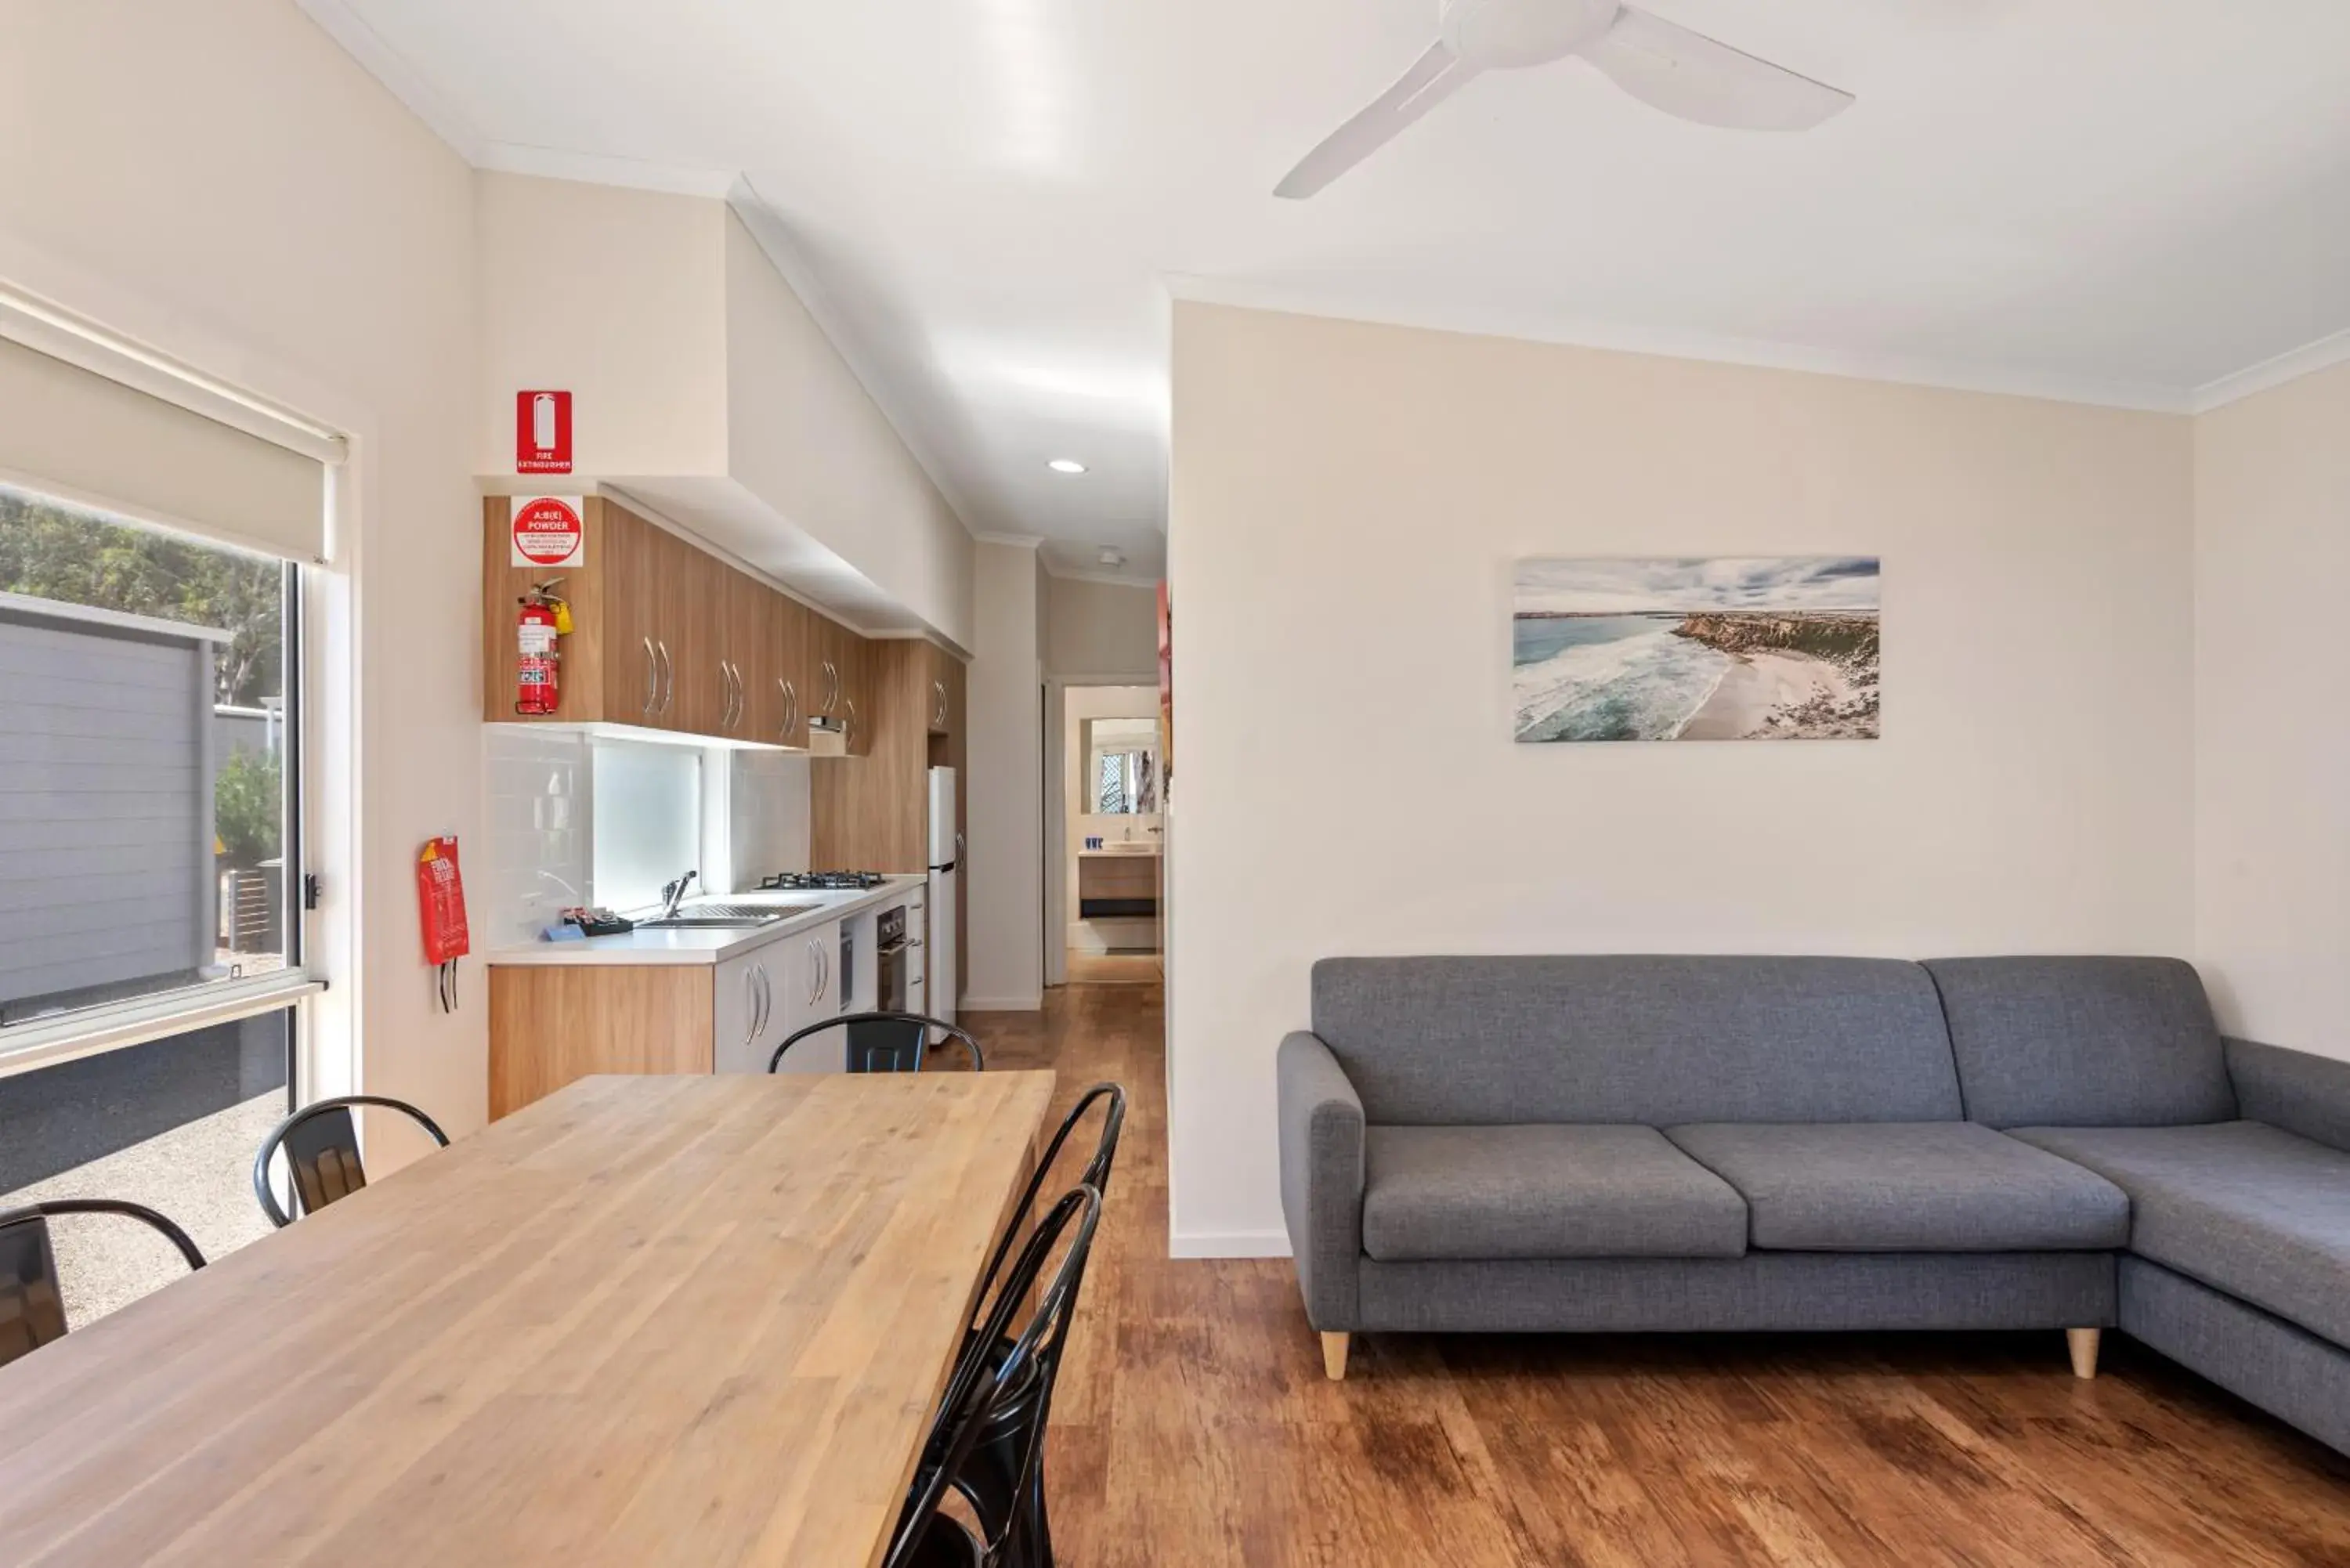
483;495;691;729
770;591;814;750
487;965;713;1118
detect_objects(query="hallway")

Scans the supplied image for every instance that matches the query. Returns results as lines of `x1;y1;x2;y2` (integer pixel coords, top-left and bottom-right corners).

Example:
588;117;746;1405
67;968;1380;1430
970;987;2350;1568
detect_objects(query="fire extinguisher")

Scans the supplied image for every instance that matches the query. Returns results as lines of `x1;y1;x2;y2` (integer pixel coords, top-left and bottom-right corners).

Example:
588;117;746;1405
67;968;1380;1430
515;580;569;716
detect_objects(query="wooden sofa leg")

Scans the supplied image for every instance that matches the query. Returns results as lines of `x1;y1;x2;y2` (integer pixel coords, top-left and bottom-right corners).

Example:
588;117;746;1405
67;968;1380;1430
1321;1331;1350;1382
2066;1328;2101;1380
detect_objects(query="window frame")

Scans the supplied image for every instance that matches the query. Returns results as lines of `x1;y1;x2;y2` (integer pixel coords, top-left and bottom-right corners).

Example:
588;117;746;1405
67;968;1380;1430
0;507;319;1087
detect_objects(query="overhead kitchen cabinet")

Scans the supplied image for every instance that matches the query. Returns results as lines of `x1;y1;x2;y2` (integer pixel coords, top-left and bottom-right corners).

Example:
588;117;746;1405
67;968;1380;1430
483;494;701;732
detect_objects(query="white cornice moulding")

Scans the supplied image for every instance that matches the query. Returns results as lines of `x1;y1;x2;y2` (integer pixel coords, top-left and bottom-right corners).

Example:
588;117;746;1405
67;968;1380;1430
974;532;1045;549
476;143;738;201
298;0;488;164
2190;326;2350;414
1164;275;2200;416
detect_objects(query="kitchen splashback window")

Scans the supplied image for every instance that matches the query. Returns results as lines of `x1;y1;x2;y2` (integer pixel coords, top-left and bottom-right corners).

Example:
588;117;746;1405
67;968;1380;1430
0;482;299;1032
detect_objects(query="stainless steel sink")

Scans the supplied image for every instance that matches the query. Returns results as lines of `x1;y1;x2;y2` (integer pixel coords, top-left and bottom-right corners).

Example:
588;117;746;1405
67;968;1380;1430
639;901;820;930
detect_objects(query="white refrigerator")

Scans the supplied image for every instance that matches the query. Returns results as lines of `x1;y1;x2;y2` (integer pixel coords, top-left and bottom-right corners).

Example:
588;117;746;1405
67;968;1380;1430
927;767;959;1029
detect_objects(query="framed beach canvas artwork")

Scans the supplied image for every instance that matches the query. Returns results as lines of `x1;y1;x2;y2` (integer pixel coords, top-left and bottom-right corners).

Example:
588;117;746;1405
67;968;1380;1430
1513;557;1881;742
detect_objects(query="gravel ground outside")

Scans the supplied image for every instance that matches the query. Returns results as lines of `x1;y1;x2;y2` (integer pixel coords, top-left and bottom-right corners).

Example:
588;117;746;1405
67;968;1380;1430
2;1089;286;1327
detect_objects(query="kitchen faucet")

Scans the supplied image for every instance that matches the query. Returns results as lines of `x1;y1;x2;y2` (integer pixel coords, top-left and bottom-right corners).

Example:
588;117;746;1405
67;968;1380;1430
659;870;697;920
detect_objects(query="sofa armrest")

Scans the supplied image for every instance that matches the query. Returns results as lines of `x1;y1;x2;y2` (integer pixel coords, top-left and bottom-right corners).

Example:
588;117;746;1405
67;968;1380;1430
2227;1037;2350;1154
1278;1030;1366;1331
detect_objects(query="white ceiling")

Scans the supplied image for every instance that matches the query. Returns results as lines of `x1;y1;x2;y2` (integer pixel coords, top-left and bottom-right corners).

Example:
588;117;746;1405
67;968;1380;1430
306;0;2350;584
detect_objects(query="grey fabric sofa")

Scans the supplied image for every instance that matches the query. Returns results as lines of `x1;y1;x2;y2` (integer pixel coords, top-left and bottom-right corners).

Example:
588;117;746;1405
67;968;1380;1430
1277;954;2350;1458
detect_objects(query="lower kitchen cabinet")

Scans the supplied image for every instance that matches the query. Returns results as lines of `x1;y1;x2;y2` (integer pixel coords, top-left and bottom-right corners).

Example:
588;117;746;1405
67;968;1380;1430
488;919;858;1118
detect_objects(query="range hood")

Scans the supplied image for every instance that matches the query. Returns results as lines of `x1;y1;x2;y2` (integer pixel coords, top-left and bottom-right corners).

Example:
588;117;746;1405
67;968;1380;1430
804;714;848;757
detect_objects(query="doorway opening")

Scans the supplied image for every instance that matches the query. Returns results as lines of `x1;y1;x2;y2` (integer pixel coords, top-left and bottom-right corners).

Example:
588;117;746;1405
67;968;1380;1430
1046;684;1161;985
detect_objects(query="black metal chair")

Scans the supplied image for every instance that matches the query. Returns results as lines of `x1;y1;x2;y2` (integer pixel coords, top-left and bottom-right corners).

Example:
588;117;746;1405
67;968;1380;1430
251;1094;450;1228
768;1010;986;1075
884;1185;1104;1568
0;1199;207;1369
930;1084;1126;1568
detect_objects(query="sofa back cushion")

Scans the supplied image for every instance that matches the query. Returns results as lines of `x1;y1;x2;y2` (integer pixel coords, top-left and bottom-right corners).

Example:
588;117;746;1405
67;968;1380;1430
1925;956;2234;1128
1308;956;1961;1125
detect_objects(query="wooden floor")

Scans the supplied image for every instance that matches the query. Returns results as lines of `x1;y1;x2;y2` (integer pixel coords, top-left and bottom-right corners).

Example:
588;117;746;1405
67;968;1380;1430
971;985;2350;1568
1064;949;1162;985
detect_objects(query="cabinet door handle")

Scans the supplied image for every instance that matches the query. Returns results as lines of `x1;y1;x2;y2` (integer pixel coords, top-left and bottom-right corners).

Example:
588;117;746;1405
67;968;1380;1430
934;680;947;728
844;697;858;749
719;662;734;729
642;638;658;716
655;640;675;715
807;939;822;1006
778;677;797;740
756;964;772;1039
743;965;762;1049
728;661;744;730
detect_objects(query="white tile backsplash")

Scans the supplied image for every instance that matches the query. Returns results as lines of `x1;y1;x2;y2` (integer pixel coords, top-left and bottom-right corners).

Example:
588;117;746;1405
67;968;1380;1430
481;728;591;946
723;750;811;891
480;731;814;944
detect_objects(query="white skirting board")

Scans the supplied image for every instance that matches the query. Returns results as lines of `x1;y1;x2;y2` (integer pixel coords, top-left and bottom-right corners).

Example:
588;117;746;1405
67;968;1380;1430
1168;1229;1292;1259
960;993;1043;1012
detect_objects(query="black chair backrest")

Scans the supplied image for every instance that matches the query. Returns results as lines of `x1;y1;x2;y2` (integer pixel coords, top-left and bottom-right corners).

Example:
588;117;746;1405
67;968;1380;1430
768;1010;986;1075
884;1184;1103;1568
0;1199;206;1370
967;1082;1125;1340
252;1095;450;1229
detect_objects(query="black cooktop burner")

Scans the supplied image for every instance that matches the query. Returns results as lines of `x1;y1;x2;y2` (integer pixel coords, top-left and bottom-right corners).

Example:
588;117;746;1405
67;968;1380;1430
758;870;888;891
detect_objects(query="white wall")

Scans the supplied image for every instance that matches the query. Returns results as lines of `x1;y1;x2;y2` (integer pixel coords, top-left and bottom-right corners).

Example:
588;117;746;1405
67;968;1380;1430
2193;358;2350;1062
725;212;974;650
1167;302;2196;1255
1064;687;1161;953
475;175;728;477
1045;575;1159;678
472;175;974;649
0;0;483;1162
964;541;1046;1008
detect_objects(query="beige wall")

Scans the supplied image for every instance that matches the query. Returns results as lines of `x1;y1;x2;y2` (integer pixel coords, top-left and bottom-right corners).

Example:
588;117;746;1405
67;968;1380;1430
964;541;1046;1008
1045;574;1159;678
473;175;974;648
1167;302;2196;1254
2193;358;2350;1063
0;0;483;1157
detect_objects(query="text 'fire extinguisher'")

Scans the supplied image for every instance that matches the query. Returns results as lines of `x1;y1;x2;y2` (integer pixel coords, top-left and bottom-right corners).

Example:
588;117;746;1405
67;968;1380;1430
515;580;572;717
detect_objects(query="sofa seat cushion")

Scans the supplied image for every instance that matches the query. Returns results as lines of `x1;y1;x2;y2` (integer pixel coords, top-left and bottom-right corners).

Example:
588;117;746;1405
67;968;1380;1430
1665;1122;2131;1252
2008;1122;2350;1349
1361;1125;1748;1263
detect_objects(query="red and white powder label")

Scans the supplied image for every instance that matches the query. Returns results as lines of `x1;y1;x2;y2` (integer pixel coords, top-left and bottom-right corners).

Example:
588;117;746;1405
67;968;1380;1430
510;496;585;569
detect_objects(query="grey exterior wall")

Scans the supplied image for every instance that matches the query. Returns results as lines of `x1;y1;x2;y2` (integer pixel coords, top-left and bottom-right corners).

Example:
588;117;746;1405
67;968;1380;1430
0;605;219;1021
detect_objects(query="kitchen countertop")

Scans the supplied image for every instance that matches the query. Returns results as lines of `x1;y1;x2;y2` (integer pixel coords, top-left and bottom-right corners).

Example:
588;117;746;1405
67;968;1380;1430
485;873;927;967
1078;844;1160;857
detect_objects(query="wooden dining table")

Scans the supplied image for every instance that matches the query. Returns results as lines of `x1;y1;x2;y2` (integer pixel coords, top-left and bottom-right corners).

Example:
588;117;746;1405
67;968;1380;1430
0;1068;1057;1567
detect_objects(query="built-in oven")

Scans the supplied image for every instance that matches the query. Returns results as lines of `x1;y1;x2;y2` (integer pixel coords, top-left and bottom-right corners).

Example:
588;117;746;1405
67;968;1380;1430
875;904;909;1013
846;905;916;1073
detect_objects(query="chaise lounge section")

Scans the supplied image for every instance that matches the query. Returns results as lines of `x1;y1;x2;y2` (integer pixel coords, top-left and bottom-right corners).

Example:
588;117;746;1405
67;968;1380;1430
1278;954;2350;1457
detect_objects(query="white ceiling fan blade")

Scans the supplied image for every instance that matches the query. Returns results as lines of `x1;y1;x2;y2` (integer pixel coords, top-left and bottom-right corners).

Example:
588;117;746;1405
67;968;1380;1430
1275;41;1481;200
1580;7;1852;132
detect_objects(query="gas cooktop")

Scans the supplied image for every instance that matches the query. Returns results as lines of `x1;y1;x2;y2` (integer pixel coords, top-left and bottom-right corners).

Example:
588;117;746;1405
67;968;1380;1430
757;870;888;891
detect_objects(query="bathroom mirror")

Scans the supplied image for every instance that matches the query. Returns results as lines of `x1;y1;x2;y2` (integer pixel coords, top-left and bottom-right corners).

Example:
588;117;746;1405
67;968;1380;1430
1084;717;1159;815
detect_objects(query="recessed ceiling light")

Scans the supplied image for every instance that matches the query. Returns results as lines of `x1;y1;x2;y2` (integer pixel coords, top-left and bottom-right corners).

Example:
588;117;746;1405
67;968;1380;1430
1047;458;1086;475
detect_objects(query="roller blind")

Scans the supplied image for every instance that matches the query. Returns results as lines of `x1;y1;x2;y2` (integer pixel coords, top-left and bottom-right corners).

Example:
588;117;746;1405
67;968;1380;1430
0;333;327;563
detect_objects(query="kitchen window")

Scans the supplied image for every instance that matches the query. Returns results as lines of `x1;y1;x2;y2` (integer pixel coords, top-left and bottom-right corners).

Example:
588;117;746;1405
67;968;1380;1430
0;482;306;1046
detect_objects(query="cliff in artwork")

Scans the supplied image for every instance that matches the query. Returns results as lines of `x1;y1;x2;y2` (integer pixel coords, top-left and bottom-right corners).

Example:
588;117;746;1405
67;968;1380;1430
1671;612;1881;740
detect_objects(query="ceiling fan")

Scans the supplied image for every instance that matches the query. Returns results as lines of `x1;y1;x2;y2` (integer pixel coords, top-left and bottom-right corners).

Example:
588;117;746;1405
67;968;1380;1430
1275;0;1853;199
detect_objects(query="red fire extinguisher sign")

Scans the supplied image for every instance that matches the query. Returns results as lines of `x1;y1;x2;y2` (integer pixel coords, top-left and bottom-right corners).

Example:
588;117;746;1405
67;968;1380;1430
516;390;573;473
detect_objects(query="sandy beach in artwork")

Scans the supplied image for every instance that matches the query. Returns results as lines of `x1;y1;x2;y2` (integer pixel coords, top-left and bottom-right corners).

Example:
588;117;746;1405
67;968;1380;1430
1676;650;1871;740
